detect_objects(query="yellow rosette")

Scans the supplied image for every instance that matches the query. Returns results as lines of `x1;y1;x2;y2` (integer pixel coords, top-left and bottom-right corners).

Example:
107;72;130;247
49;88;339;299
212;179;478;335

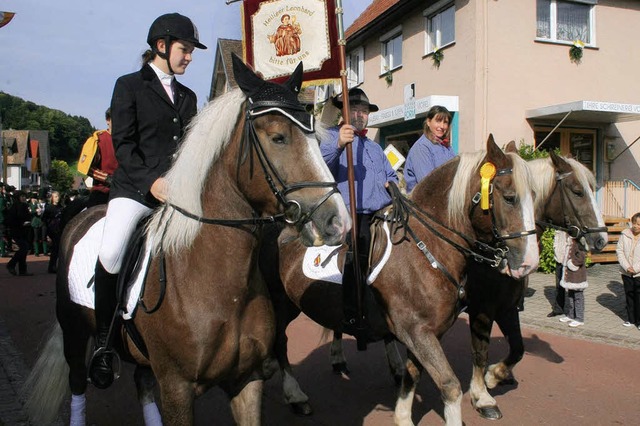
479;162;496;210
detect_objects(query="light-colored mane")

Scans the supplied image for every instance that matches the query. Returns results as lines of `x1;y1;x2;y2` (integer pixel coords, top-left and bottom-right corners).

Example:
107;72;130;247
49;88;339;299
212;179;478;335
447;151;532;229
147;89;247;254
527;155;596;213
525;157;555;213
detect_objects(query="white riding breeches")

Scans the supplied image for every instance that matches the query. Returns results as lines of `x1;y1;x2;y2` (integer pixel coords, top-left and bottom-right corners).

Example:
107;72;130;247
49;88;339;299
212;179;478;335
98;197;153;274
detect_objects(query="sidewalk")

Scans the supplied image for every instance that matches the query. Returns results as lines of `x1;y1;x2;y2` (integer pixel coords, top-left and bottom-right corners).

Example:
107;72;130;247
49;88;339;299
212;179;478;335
0;260;638;424
520;263;640;350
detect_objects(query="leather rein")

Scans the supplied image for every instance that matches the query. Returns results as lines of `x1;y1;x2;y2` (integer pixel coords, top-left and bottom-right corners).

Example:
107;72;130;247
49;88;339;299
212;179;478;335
140;103;339;316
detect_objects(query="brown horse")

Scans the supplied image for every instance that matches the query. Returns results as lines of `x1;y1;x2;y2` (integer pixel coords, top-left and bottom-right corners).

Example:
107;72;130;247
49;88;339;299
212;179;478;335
22;57;350;426
466;149;608;420
261;135;540;425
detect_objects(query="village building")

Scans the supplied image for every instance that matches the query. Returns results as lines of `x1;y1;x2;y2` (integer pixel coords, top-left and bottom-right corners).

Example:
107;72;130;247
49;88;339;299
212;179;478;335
1;129;50;191
210;0;640;220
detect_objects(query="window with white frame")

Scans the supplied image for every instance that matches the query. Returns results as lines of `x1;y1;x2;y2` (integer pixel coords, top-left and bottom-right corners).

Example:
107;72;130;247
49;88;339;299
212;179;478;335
536;0;595;45
425;3;455;54
346;47;364;88
380;27;403;73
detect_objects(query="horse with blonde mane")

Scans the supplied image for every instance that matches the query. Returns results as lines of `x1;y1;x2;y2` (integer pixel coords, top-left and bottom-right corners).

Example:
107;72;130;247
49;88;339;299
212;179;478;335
261;135;540;425
22;56;350;425
466;147;607;420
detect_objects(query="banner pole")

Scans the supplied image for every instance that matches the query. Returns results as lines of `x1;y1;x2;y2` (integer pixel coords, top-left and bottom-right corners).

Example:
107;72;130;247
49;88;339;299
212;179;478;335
335;0;366;350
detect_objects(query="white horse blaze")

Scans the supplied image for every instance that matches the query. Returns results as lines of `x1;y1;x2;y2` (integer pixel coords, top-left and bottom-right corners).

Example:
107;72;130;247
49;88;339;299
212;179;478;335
520;190;539;271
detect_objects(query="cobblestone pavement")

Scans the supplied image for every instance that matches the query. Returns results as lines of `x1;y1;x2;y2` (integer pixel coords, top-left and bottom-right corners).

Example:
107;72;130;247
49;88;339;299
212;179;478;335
1;263;637;424
521;263;640;350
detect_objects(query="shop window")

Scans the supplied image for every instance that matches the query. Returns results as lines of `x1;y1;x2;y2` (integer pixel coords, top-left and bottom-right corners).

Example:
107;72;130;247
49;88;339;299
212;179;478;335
534;127;596;172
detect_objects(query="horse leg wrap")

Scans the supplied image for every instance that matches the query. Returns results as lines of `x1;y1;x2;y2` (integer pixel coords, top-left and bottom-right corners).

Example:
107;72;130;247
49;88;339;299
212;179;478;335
70;393;86;426
143;402;162;426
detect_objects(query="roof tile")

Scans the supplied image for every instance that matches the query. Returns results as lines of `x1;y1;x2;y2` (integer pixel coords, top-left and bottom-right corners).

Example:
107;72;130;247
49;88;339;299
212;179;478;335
345;0;401;38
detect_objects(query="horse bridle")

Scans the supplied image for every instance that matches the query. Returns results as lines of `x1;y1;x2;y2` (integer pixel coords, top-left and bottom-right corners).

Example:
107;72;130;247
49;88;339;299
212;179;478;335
470;166;537;245
240;101;339;227
167;101;339;232
535;171;607;239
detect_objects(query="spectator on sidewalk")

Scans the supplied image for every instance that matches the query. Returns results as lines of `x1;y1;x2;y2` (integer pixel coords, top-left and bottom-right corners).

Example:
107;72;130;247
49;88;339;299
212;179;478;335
5;191;33;276
547;230;568;317
0;183;7;257
558;234;588;328
616;212;640;330
43;191;63;274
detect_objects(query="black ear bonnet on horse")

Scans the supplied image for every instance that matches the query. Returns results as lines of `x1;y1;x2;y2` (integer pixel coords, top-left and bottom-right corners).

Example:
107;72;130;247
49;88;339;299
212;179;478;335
232;54;314;133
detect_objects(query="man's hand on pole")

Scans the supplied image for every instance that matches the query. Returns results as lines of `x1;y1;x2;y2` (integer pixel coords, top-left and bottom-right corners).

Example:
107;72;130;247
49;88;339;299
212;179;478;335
338;124;356;148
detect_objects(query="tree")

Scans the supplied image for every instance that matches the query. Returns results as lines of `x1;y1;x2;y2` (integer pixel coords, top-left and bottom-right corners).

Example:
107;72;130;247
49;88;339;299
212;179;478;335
48;160;75;195
0;92;94;163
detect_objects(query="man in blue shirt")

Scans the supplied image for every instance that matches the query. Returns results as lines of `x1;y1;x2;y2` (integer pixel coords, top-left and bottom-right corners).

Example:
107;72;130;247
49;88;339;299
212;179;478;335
320;88;397;328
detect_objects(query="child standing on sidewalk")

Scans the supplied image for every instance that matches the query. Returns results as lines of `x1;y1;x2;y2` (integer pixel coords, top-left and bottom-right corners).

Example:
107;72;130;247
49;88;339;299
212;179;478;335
616;212;640;329
559;235;588;327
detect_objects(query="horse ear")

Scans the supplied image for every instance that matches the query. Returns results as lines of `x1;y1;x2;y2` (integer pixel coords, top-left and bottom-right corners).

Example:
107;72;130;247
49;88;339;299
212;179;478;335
231;53;265;96
550;149;572;172
485;134;507;165
504;140;518;154
284;61;304;95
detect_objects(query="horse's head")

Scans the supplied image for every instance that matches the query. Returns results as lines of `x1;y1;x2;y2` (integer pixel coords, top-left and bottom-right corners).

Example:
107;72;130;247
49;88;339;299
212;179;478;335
467;135;539;278
543;152;608;252
231;54;350;246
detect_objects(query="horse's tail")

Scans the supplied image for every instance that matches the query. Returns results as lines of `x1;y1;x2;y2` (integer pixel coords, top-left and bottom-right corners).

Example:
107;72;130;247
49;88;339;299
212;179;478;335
22;322;70;424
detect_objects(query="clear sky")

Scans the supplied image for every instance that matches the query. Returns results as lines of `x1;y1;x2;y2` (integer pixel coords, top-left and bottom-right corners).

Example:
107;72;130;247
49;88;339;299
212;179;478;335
0;0;371;129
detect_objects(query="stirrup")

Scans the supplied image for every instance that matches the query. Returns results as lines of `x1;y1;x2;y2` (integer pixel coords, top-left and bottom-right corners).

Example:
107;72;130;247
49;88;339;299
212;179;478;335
88;346;122;383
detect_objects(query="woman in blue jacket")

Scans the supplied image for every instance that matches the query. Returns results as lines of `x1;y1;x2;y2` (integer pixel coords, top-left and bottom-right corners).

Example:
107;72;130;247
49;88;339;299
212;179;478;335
404;105;454;193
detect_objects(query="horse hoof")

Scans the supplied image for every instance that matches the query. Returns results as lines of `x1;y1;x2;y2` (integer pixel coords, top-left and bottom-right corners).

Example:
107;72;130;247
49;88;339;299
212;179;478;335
476;405;503;420
332;362;350;376
291;402;313;416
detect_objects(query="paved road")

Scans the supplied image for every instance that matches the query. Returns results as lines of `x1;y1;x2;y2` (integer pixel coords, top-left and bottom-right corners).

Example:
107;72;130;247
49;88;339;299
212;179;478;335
1;256;639;425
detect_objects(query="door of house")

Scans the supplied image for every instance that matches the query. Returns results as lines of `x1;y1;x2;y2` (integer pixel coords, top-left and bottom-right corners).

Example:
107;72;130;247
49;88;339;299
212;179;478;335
534;127;597;172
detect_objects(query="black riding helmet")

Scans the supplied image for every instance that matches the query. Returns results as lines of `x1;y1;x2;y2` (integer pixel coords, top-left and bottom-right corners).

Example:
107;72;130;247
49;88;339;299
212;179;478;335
147;13;207;74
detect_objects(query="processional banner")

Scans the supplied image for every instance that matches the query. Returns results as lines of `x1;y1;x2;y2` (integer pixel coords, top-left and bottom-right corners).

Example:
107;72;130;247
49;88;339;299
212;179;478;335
0;12;15;28
242;0;340;85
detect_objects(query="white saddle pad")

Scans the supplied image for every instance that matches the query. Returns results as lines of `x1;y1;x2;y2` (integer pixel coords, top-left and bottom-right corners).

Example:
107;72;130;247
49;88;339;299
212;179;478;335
302;245;343;284
68;218;152;320
301;219;393;286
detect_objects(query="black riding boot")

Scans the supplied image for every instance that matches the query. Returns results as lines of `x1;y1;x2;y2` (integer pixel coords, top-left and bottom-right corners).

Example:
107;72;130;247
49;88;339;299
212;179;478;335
89;260;118;389
342;251;369;350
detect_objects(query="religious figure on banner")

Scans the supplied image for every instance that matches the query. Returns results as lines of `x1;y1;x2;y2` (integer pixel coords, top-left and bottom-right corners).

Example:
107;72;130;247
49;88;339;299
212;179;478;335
267;14;302;57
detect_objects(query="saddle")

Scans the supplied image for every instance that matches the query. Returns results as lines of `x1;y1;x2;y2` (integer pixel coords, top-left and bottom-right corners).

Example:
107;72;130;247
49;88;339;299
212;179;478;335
341;221;391;344
114;217;155;359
